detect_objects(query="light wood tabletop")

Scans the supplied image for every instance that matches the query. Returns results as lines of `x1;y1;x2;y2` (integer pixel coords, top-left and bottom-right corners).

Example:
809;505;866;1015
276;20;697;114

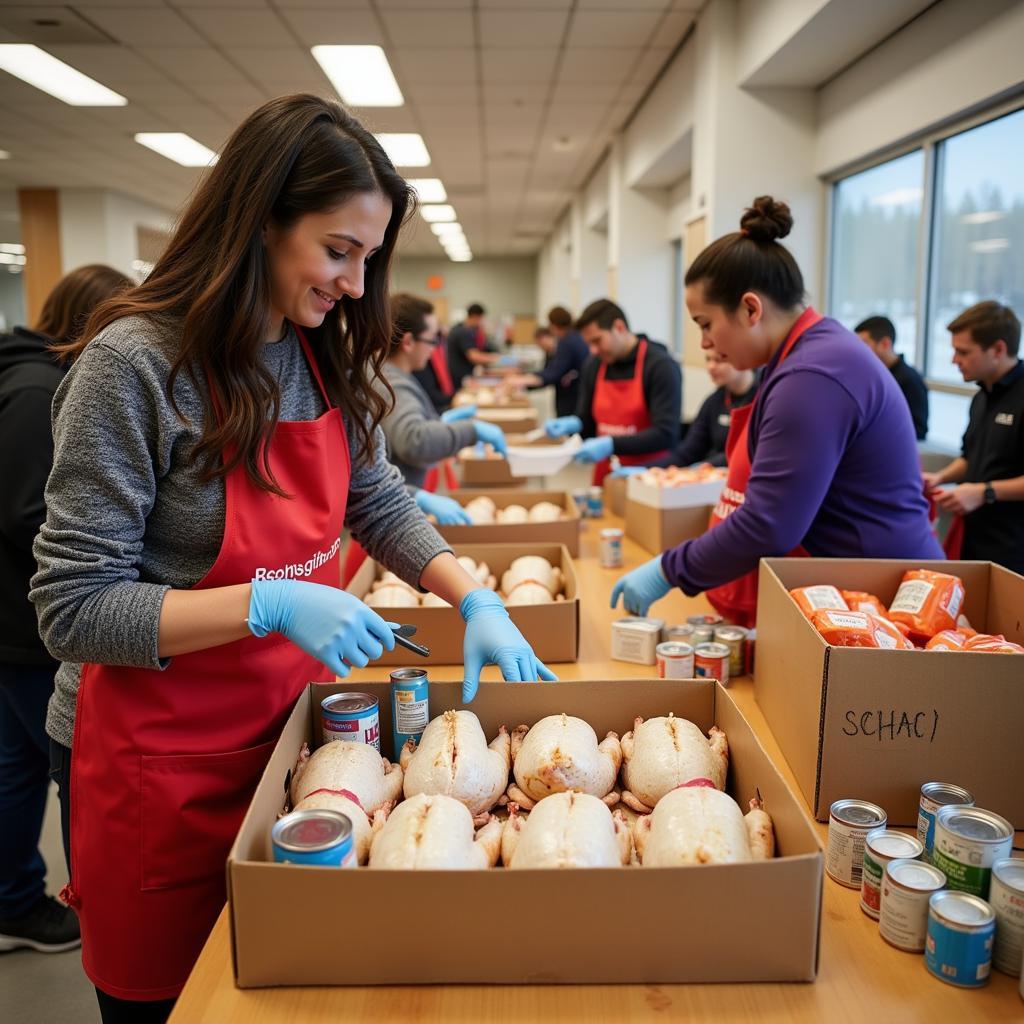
171;514;1024;1022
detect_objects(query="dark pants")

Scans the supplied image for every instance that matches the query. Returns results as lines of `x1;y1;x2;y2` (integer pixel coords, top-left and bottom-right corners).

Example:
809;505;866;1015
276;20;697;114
51;739;176;1024
0;661;55;919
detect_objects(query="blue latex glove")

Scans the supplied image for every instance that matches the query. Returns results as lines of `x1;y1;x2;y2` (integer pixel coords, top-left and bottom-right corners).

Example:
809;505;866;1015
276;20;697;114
545;415;582;439
460;589;558;703
414;489;472;525
496;355;517;367
473;420;508;456
248;578;396;677
610;555;673;616
441;404;476;423
575;435;614;464
609;465;646;479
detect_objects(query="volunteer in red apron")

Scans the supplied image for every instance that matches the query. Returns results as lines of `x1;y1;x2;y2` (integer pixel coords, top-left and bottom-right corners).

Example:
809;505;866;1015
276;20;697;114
611;195;941;624
543;299;681;485
31;95;553;1024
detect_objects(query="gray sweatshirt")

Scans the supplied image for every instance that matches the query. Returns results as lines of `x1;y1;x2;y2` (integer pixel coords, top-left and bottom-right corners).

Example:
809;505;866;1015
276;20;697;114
31;314;450;748
372;361;477;489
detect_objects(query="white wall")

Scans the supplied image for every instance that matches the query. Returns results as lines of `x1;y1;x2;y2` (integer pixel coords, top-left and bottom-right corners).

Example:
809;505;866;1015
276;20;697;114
59;189;174;278
393;255;537;324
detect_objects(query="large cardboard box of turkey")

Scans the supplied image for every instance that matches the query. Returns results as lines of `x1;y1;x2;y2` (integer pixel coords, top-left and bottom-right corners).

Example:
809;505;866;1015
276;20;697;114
755;558;1024;828
227;678;823;987
346;542;579;664
458;433;565;487
435;489;581;556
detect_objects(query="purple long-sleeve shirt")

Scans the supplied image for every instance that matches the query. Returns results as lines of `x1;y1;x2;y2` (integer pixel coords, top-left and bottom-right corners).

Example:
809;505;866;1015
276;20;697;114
661;314;942;594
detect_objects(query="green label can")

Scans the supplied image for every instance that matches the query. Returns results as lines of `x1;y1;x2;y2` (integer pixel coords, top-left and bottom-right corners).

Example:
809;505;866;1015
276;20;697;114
860;829;923;920
931;805;1013;899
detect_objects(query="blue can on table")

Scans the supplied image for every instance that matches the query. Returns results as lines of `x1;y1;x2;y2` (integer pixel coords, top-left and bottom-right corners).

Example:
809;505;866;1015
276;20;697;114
925;890;994;988
272;808;355;867
586;486;604;518
390;667;429;758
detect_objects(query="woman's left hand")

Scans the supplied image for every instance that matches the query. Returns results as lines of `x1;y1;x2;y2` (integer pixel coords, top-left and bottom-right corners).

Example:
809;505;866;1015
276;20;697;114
610;555;672;616
460;589;557;703
414;489;472;525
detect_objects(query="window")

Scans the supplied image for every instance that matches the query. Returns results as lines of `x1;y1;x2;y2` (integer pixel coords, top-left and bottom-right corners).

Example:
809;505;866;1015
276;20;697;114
830;150;924;363
926;107;1024;384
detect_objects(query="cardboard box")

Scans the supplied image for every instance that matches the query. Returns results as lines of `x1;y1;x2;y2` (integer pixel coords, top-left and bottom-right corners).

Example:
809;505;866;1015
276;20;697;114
627;474;725;510
755;558;1024;827
458;433;564;487
473;406;539;434
436;489;581;556
624;499;711;554
347;542;579;663
227;678;823;987
604;474;627;517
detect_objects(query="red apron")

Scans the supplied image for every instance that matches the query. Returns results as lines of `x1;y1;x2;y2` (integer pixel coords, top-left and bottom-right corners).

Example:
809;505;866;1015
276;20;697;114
64;328;347;1000
704;309;822;627
590;339;670;486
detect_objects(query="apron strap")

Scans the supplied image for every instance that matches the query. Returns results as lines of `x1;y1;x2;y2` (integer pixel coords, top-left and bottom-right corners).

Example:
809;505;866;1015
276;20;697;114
293;325;334;410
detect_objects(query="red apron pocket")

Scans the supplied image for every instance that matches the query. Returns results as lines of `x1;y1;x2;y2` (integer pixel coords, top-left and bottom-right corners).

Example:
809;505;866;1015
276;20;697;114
140;739;277;892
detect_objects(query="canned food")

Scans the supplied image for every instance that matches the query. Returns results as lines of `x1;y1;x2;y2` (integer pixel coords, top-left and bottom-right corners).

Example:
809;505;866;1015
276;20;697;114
321;692;380;750
925;891;995;988
687;613;723;627
880;858;946;952
664;624;696;643
390;668;429;758
713;625;747;679
691;624;715;645
611;616;664;666
744;627;756;675
932;805;1014;898
599;527;624;568
655;641;694;679
586;485;604;518
827;799;887;887
860;829;923;919
693;642;730;685
917;782;975;863
272;808;355;867
991;858;1024;976
571;489;589;517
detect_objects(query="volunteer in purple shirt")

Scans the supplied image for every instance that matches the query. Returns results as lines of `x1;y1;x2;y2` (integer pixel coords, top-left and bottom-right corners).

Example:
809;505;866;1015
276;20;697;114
611;196;942;626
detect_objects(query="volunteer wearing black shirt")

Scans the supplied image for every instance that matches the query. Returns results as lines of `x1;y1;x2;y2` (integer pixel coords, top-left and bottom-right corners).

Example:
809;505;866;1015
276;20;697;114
446;302;499;388
924;301;1024;574
855;315;929;440
509;306;591;418
544;299;681;484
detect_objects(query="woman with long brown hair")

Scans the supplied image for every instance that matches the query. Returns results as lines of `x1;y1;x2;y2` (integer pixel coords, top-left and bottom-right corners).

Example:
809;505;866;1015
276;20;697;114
30;94;552;1022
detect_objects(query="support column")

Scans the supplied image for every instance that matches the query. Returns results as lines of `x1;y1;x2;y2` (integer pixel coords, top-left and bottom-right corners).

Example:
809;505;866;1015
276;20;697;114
17;188;62;324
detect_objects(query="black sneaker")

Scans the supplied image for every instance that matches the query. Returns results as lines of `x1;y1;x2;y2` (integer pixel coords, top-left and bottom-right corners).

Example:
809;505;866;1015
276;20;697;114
0;894;81;953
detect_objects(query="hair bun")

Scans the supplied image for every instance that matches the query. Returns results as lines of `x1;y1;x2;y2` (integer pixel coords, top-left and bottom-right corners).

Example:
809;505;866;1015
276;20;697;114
740;196;793;242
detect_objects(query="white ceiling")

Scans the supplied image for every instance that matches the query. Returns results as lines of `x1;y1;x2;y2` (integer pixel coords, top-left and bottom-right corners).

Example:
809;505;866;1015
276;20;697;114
0;0;701;258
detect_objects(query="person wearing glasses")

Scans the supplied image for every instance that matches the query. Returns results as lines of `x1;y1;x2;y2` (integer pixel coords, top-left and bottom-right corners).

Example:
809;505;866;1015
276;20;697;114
373;293;507;524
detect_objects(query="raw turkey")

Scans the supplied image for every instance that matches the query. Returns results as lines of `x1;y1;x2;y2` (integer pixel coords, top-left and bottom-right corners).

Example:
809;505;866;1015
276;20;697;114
620;715;729;813
456;554;496;589
501;791;632;868
632;786;774;866
290;741;403;816
420;592;451;608
527;501;563;523
500;555;561;597
368;793;503;869
463;497;497;525
371;571;417;594
400;710;511;823
507;714;621;809
364;584;419;609
292;790;385;865
496;504;529;524
504;581;559;606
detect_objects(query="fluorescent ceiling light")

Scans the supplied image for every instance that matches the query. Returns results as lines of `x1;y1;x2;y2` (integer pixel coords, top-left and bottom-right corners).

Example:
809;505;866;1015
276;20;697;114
969;238;1010;254
431;222;465;238
0;243;25;255
134;133;218;167
420;204;456;223
0;150;10;160
0;252;26;265
311;45;403;107
444;240;471;253
961;210;1006;225
0;44;127;106
408;178;447;203
449;253;472;262
375;133;430;167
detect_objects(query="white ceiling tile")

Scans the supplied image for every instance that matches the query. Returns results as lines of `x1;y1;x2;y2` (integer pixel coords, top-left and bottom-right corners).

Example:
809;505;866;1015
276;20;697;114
392;48;476;84
416;104;479;130
377;9;474;47
44;46;170;85
408;82;480;103
557;47;639;84
273;0;370;7
224;47;327;87
576;0;670;8
480;48;557;84
169;0;269;7
138;47;251;85
568;9;663;47
478;0;571;6
549;81;623;103
143;102;237;127
481;81;548;104
376;0;471;7
275;8;384;46
478;11;569;48
80;8;207;47
118;82;198;105
656;9;696;42
184;7;290;47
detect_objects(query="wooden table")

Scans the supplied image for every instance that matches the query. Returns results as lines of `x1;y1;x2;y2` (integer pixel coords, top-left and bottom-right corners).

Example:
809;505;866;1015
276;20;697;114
172;515;1023;1022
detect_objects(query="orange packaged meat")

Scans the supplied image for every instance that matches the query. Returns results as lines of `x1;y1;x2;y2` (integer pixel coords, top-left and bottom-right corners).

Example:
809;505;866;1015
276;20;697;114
963;633;1024;654
810;609;915;650
841;590;887;617
925;630;970;651
789;585;848;619
887;569;965;642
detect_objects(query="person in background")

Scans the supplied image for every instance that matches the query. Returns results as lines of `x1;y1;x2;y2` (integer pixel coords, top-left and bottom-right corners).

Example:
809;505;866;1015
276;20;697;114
412;323;455;414
614;350;757;473
0;264;131;957
508;306;591;418
446;302;501;389
923;301;1023;574
29;95;551;1023
373;293;508;524
543;299;681;484
609;196;941;628
855;315;929;440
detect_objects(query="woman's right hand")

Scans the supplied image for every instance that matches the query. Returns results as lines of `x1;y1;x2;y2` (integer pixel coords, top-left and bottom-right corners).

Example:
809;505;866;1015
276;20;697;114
473;420;508;455
248;579;396;677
